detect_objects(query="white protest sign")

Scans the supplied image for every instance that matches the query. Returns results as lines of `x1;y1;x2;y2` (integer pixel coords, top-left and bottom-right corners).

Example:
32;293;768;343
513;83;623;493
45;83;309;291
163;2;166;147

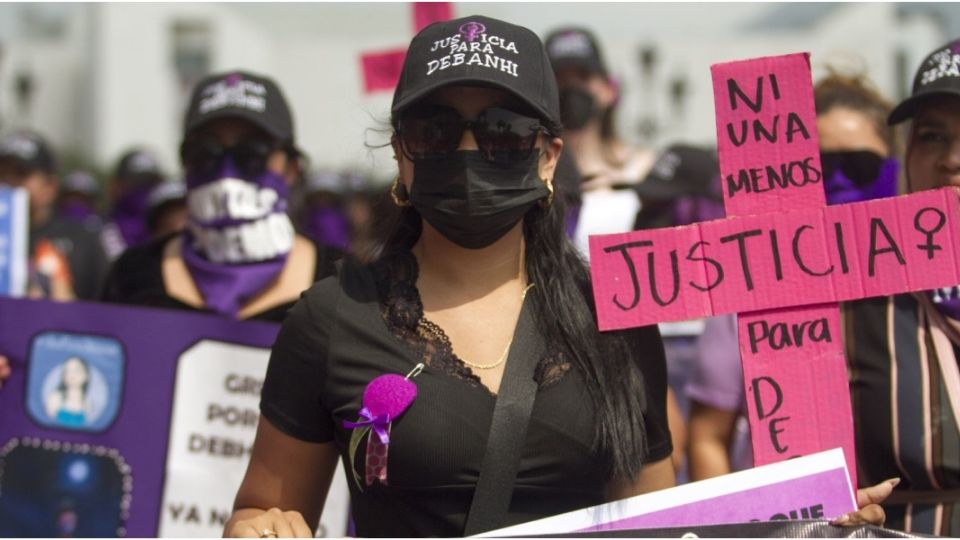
481;448;855;537
0;186;28;296
159;340;349;537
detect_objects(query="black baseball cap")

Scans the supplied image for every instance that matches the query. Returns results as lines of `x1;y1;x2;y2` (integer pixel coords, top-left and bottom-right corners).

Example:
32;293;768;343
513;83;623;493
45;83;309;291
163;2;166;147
183;70;296;146
0;129;56;175
544;27;609;78
391;15;562;134
634;144;721;201
114;148;164;185
889;37;960;125
62;170;99;195
146;180;187;230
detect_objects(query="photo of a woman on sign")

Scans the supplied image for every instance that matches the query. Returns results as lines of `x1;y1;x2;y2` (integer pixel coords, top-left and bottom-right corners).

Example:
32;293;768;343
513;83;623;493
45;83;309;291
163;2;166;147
44;356;95;428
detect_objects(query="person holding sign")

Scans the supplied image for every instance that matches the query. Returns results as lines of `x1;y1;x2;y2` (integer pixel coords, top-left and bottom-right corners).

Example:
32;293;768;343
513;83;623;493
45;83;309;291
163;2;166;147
100;71;342;322
686;69;902;482
843;37;960;536
0;130;110;301
543;26;657;259
226;15;675;537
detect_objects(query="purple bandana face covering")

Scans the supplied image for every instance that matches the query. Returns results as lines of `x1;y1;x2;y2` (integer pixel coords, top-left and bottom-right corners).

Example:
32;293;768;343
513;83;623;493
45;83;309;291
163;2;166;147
59;200;96;223
822;153;899;206
181;157;294;317
929;286;960;321
111;185;154;247
304;206;351;251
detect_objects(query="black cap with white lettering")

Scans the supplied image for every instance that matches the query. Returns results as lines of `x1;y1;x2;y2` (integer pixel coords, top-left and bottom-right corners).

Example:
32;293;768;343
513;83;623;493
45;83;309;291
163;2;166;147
392;15;561;134
183;70;295;144
544;27;609;78
889;37;960;125
114;148;164;186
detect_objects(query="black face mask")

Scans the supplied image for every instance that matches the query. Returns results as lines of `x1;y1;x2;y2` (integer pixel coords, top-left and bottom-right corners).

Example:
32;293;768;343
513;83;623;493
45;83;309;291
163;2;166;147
559;87;598;130
410;150;549;249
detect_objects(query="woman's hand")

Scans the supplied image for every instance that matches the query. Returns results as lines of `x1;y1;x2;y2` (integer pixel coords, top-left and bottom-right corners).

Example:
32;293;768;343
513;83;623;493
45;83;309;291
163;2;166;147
830;478;900;527
0;355;10;389
224;508;313;538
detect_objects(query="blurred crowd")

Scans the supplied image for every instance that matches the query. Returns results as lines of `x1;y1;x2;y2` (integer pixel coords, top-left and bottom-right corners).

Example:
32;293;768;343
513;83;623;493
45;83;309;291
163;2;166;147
0;19;957;537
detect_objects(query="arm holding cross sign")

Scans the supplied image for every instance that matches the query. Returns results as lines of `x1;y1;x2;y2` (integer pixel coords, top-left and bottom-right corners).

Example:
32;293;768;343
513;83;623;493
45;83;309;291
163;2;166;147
837;36;960;536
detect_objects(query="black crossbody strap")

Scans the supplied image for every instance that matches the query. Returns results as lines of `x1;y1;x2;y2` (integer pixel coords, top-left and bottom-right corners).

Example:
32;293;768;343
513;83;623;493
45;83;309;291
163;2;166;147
463;298;543;536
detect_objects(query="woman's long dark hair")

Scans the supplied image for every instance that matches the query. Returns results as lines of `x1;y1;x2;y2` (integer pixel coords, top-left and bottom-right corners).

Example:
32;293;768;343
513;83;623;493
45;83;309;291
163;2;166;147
370;142;653;482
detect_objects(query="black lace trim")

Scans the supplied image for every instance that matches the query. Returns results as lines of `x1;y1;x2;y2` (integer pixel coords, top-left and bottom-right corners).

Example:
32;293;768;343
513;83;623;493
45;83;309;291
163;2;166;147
371;250;570;394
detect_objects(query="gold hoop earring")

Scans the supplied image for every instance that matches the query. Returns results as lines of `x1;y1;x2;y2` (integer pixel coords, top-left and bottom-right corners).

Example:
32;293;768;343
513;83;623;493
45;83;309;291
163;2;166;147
539;179;554;209
391;176;412;207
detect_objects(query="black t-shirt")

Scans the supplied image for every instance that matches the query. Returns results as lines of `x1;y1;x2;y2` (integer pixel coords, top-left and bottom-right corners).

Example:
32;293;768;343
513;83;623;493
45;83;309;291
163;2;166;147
99;233;342;323
260;251;672;536
31;215;109;300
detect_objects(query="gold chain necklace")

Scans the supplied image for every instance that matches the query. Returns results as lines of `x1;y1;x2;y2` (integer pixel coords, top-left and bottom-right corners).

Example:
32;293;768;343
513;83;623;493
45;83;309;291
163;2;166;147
464;282;535;370
416;237;533;371
418;282;535;370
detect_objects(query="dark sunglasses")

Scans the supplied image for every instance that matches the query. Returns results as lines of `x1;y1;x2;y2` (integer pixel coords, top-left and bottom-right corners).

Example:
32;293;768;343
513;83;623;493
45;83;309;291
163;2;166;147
820;150;885;187
397;105;548;166
180;137;284;178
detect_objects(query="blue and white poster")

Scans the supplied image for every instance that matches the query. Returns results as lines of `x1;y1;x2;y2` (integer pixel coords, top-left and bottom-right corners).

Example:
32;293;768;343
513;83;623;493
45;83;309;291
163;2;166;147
0;186;28;297
0;297;349;537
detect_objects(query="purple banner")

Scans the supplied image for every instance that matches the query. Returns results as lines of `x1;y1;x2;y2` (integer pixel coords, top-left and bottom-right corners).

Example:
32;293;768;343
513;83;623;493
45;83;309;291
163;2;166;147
0;297;279;537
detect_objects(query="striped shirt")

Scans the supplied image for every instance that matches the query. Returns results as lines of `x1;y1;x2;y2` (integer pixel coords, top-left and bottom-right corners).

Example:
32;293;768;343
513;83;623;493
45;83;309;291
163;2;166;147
844;293;960;536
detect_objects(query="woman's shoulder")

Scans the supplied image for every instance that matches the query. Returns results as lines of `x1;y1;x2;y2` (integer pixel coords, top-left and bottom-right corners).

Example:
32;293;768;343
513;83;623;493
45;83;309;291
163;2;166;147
292;252;384;318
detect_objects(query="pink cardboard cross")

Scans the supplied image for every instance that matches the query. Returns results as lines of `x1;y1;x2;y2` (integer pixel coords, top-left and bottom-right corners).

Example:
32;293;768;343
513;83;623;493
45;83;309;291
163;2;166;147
589;53;960;488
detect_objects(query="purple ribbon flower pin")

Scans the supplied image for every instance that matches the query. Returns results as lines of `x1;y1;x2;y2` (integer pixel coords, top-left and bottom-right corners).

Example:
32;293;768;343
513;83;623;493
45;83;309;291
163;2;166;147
344;363;423;488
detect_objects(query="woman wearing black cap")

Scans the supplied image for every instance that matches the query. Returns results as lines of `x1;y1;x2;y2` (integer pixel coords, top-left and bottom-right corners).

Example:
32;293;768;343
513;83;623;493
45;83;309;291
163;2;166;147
226;17;891;538
100;70;341;322
842;37;960;536
227;15;674;538
543;27;657;258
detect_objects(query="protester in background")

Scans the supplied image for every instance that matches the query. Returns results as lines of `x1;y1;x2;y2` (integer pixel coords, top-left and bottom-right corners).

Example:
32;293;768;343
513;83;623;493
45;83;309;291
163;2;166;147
0;130;109;301
630;144;726;480
843;37;960;535
685;71;900;482
544;26;657;259
632;144;725;230
300;170;351;252
100;70;341;322
58;170;102;228
545;27;690;479
144;179;188;239
226;16;676;537
100;148;166;260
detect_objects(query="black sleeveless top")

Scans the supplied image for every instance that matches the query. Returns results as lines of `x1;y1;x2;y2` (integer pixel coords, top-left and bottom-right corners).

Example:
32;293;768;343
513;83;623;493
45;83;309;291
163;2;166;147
260;251;671;536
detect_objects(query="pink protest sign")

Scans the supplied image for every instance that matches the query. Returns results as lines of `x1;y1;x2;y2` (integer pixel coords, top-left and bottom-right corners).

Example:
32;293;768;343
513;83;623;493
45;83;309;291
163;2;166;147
589;188;960;329
713;52;847;483
589;51;960;490
482;448;856;536
742;350;856;470
711;53;824;215
360;49;407;93
413;2;453;32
